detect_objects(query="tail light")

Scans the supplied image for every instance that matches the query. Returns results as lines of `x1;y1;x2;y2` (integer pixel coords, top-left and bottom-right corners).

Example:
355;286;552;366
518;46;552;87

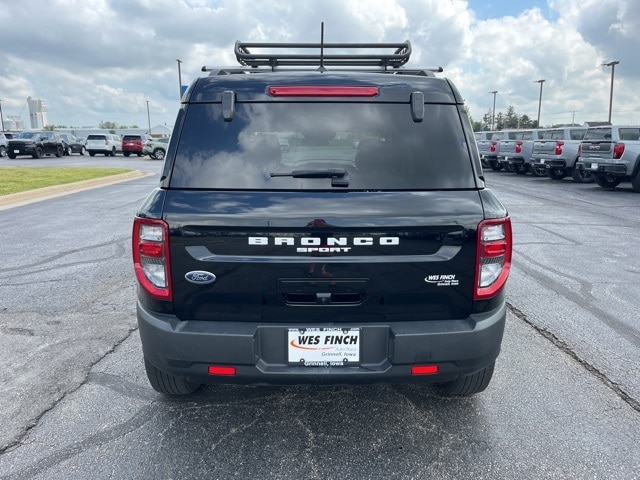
490;141;497;153
475;218;512;300
613;143;625;159
515;141;522;154
132;217;172;300
555;141;564;155
268;86;379;97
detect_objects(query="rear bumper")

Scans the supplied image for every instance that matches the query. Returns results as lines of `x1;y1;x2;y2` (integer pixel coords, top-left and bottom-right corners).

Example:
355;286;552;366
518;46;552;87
576;161;627;175
137;301;506;385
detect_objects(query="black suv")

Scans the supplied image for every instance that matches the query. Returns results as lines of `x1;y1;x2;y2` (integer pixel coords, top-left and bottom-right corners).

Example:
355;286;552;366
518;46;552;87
7;130;65;158
133;41;512;396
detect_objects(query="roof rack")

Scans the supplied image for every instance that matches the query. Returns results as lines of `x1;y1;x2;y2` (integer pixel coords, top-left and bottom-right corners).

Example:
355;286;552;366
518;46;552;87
234;40;412;71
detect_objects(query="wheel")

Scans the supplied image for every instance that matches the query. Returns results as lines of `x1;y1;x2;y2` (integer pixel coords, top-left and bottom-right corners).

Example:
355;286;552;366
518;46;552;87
144;359;200;395
89;151;95;157
571;168;594;183
435;362;495;397
123;152;130;157
55;145;64;157
66;146;72;156
488;160;501;171
630;170;640;193
513;164;528;175
0;145;6;157
8;152;16;159
80;146;86;156
529;165;547;177
547;168;566;180
137;153;142;157
32;146;43;159
594;173;621;189
111;147;116;156
152;148;165;161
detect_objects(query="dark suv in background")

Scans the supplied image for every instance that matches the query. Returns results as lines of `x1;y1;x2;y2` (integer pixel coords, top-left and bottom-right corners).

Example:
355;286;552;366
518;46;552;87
7;130;65;158
133;40;512;397
122;134;147;157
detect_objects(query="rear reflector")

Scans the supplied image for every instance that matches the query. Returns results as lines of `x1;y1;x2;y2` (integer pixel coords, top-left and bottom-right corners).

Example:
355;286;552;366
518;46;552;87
208;366;237;376
411;365;439;375
268;86;379;97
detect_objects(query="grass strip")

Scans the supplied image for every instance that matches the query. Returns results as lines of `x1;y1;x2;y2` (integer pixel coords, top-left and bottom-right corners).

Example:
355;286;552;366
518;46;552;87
0;167;133;196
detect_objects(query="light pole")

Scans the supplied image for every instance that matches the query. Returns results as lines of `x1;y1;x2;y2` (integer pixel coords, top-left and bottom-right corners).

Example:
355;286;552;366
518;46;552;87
602;60;619;123
489;91;497;130
146;100;151;134
176;59;183;100
0;99;5;132
534;79;545;127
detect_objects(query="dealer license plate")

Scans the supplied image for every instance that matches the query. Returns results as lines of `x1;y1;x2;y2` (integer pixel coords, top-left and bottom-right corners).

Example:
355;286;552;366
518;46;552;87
287;327;360;366
590;163;598;170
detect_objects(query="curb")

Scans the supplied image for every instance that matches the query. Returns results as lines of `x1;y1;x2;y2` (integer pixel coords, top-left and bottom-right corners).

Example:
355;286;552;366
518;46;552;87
0;170;151;211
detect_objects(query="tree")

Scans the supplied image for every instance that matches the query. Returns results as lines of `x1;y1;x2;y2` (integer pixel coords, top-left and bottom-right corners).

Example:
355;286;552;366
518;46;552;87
99;121;117;130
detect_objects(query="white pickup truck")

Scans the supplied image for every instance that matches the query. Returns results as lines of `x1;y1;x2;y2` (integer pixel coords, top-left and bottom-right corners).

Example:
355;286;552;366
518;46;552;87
530;127;589;182
575;125;640;191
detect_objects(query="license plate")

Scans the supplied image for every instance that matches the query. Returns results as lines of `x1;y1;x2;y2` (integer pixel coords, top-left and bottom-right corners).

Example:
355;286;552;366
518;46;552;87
590;163;598;170
540;159;545;164
504;156;509;161
287;327;360;366
13;150;20;154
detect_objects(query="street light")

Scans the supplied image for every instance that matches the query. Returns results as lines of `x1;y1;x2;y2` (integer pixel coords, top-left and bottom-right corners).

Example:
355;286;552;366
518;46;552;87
489;91;498;130
602;60;619;124
0;99;5;132
176;59;183;100
534;79;545;127
146;100;151;135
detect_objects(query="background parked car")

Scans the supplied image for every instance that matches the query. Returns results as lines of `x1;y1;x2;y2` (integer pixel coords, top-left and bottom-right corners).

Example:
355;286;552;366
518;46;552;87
530;127;589;182
7;130;65;159
142;137;169;160
122;134;147;157
60;133;87;156
0;132;7;157
576;125;640;191
86;134;122;156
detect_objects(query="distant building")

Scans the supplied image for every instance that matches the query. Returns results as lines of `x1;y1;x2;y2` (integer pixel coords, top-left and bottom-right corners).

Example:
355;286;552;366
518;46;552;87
27;97;48;129
4;115;25;131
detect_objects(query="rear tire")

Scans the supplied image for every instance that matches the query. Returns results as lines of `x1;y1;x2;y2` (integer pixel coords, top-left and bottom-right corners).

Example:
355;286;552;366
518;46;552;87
55;145;64;157
513;164;527;174
32;146;43;159
144;359;201;395
123;152;130;157
435;362;495;397
0;145;6;157
571;168;594;183
630;170;640;193
547;168;566;180
8;152;16;159
488;160;501;171
594;173;621;189
89;151;95;157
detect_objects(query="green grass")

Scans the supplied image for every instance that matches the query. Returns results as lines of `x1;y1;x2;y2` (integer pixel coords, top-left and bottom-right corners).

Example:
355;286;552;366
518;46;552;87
0;167;133;196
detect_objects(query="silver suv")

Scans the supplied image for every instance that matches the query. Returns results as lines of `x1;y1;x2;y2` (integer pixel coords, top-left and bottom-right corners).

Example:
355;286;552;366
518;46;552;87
575;125;640;191
0;132;7;157
86;133;122;157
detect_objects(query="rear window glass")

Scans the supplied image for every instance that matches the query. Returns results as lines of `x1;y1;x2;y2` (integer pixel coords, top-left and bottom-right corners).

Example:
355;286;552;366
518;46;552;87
170;103;475;190
87;135;107;140
583;129;611;141
570;129;586;140
123;135;142;141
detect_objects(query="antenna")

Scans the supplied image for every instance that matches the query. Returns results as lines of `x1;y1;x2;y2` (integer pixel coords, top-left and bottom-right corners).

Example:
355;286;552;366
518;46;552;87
318;22;327;72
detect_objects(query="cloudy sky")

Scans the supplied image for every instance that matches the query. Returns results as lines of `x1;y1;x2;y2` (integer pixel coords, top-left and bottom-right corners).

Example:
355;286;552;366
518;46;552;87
0;0;638;130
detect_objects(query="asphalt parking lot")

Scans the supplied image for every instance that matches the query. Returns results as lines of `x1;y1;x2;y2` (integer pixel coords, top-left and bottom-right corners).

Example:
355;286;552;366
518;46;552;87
0;157;638;479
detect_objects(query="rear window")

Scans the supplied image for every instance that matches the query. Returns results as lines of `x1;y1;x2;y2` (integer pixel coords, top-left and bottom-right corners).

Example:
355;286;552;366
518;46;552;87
87;135;107;140
123;135;142;141
170;103;475;190
569;129;586;140
584;129;612;141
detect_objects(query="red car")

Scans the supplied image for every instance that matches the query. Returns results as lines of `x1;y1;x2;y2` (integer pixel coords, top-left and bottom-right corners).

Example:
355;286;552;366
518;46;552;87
122;134;148;157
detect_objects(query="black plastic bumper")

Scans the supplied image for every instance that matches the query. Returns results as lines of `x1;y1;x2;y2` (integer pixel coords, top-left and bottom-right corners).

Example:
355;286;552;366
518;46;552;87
137;302;506;386
576;161;627;175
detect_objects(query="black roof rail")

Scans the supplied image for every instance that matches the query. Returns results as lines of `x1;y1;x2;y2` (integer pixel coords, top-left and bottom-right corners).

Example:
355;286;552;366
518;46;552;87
233;40;413;71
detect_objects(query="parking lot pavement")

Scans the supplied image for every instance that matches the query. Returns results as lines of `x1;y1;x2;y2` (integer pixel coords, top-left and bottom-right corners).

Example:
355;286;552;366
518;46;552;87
1;313;638;479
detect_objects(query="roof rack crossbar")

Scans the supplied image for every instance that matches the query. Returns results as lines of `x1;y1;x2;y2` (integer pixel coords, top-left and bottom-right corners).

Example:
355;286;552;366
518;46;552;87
234;41;412;70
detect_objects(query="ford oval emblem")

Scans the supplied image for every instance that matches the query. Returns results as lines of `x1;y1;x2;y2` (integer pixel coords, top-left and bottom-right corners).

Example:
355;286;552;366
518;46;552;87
185;271;217;285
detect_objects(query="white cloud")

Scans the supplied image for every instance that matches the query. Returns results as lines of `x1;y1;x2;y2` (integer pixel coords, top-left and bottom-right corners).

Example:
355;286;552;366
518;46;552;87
0;0;638;128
